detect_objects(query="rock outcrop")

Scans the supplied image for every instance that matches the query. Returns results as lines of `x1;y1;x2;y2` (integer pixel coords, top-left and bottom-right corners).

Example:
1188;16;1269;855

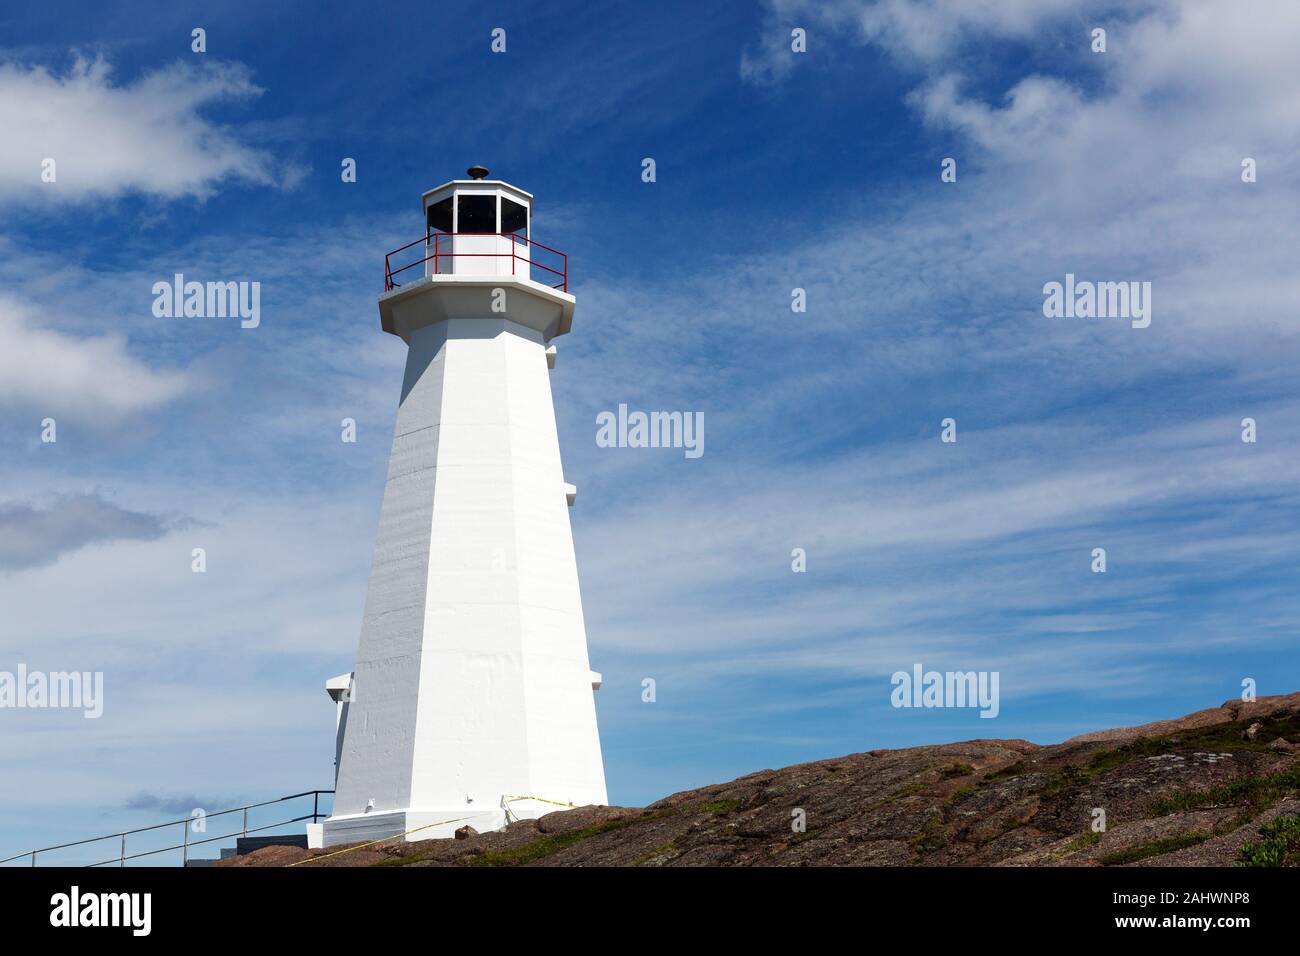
219;692;1300;867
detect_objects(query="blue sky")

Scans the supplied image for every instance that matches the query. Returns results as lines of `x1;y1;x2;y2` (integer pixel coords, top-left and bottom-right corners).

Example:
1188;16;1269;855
1;0;1298;861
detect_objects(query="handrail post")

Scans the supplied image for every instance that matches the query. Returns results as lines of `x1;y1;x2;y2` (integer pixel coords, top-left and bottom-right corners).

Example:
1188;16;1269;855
120;834;126;867
182;819;189;867
313;791;320;823
243;808;249;837
31;850;36;867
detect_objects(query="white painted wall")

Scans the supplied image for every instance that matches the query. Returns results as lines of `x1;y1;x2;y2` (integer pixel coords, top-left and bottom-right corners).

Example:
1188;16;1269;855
450;232;523;279
325;282;605;846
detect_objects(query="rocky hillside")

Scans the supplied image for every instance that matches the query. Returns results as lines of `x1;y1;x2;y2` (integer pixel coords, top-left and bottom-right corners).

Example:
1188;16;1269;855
223;692;1300;867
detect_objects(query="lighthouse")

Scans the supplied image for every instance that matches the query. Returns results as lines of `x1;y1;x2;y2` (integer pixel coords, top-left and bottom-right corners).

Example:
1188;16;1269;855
321;167;608;847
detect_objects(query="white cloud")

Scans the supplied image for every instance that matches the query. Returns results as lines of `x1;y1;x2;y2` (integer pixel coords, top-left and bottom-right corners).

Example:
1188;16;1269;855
0;55;290;202
840;0;1088;61
0;295;189;422
908;3;1300;169
0;491;171;571
573;403;1300;659
742;0;1093;82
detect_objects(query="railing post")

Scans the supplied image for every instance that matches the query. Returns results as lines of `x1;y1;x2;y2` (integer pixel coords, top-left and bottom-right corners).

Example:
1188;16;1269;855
242;808;248;837
182;819;189;867
120;834;126;867
313;791;320;823
31;850;36;867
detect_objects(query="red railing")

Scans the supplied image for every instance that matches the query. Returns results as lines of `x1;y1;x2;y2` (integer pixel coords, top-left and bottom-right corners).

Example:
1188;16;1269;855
384;231;568;293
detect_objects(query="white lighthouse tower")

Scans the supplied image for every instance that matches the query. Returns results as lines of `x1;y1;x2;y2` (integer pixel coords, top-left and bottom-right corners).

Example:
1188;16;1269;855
321;167;607;847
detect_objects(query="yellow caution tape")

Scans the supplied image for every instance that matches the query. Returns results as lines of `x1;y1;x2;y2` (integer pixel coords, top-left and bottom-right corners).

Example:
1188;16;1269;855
500;794;579;823
502;794;579;808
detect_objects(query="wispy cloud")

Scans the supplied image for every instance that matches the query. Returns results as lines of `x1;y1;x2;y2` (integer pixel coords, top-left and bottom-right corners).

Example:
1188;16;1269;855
0;54;298;203
0;295;191;423
123;792;241;815
0;492;174;571
742;0;1117;83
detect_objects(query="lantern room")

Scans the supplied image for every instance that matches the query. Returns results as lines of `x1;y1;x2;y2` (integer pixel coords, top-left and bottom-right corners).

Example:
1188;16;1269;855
379;166;573;340
421;165;532;281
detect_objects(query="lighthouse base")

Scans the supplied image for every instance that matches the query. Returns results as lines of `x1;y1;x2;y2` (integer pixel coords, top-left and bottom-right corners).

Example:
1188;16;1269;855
321;808;506;847
321;798;580;848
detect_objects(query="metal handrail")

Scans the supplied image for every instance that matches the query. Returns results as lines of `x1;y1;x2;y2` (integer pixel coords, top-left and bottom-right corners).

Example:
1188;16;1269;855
384;230;568;293
0;789;333;867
